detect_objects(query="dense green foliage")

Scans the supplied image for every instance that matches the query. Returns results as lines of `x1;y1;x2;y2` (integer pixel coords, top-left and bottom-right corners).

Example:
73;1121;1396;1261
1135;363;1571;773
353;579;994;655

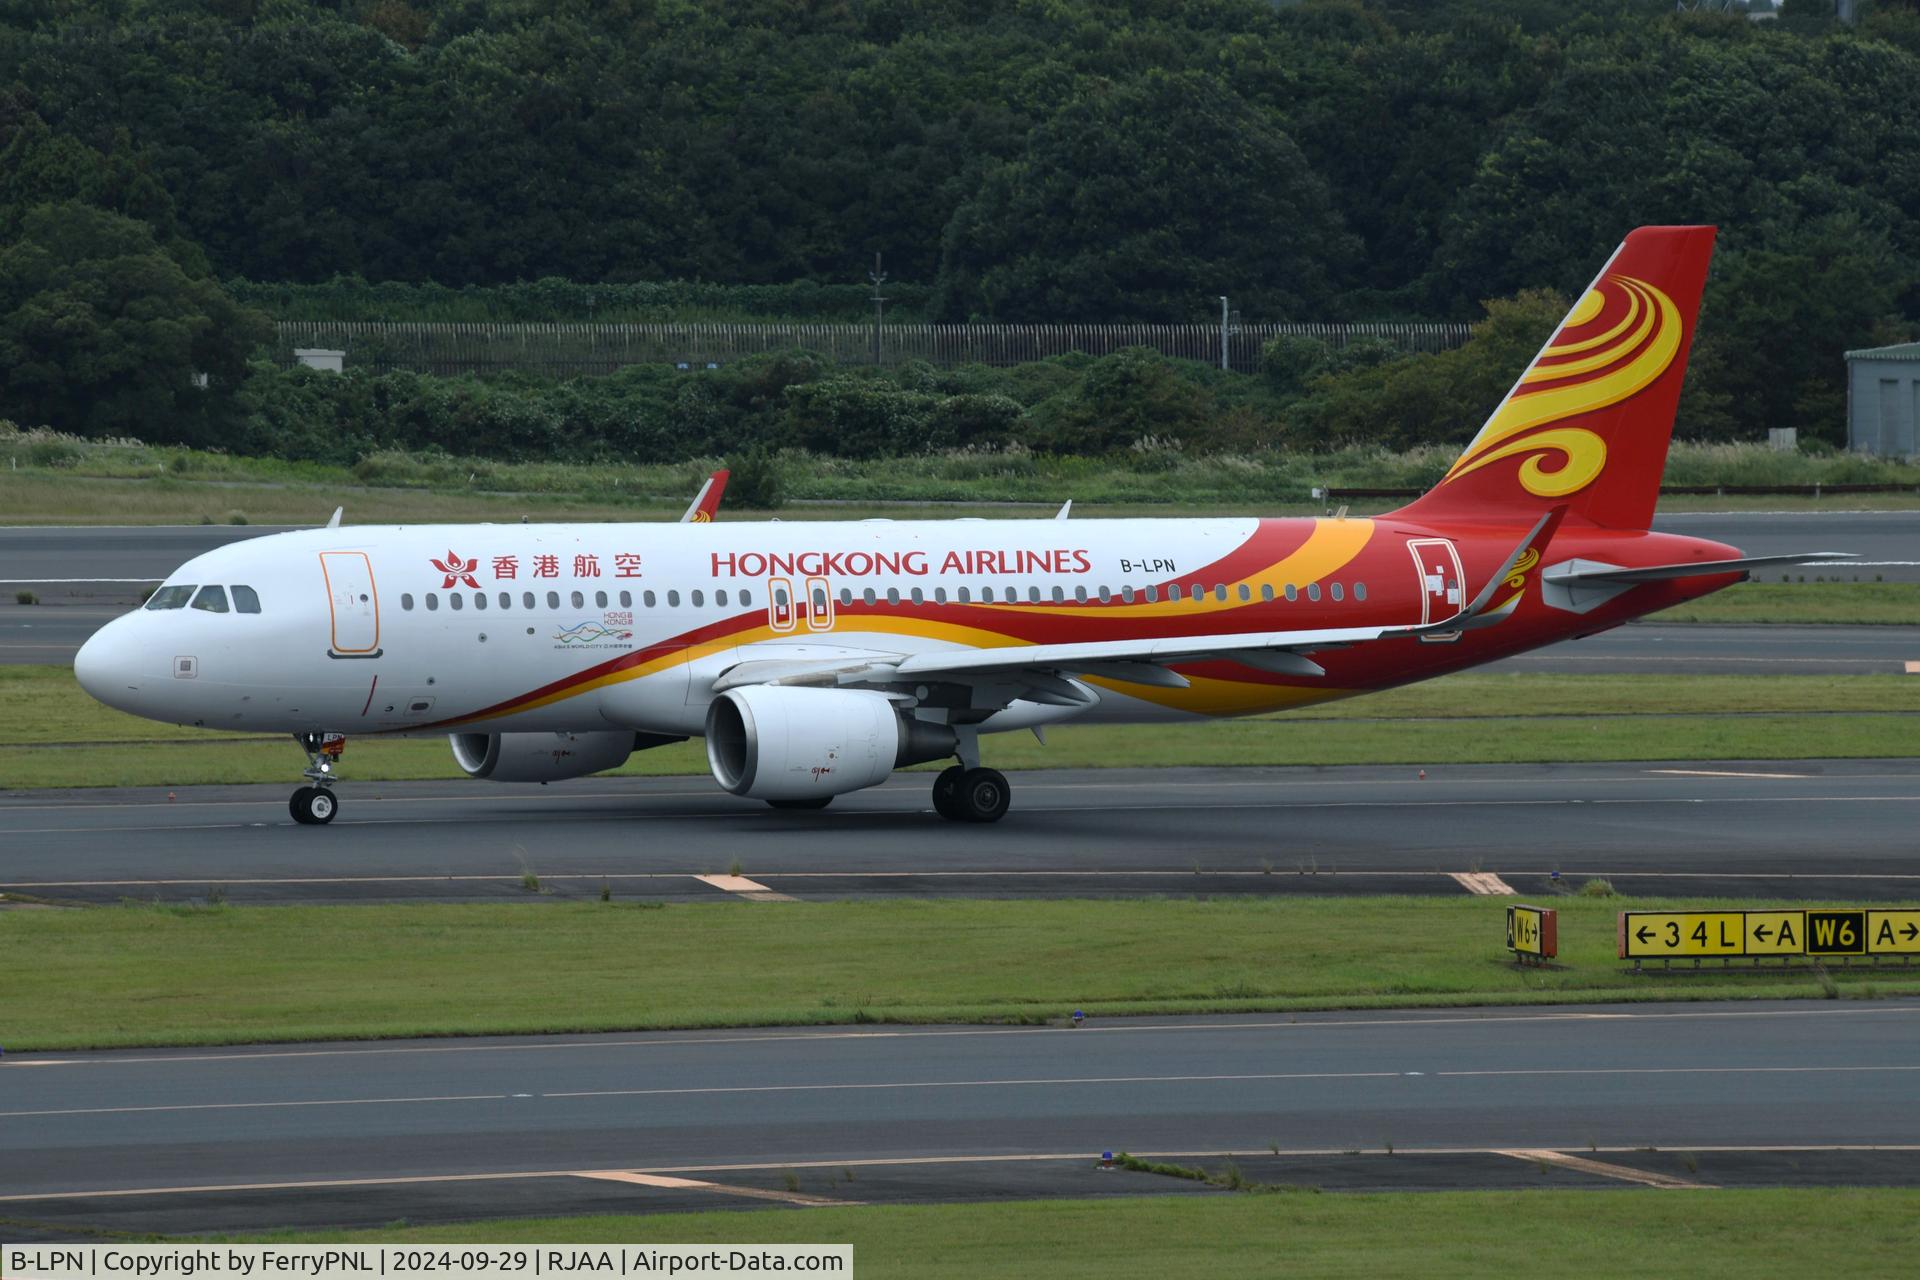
3;1;1919;454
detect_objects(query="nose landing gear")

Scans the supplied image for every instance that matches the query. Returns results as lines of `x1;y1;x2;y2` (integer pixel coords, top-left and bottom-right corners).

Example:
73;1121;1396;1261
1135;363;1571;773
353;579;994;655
291;732;344;825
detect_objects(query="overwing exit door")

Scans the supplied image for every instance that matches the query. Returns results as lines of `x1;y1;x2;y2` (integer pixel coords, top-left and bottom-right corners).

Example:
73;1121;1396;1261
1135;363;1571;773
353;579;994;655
320;551;382;657
1406;537;1463;642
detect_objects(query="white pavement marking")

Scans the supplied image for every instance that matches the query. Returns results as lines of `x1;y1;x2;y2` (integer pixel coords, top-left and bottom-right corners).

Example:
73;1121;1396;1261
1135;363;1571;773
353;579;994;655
6;1145;1917;1204
1451;872;1516;895
1646;769;1813;779
693;873;796;902
0;1093;508;1119
575;1170;850;1207
1495;1149;1713;1189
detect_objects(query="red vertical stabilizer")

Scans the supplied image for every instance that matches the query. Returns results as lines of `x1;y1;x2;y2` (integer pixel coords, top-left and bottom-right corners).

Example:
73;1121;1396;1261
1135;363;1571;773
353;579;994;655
1389;225;1717;531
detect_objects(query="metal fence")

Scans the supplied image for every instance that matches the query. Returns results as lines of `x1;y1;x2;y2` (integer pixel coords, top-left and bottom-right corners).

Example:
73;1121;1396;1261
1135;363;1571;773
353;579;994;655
274;320;1473;377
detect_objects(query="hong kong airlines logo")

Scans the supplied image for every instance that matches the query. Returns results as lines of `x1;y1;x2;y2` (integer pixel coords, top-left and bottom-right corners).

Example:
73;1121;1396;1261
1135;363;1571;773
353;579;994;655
431;550;481;589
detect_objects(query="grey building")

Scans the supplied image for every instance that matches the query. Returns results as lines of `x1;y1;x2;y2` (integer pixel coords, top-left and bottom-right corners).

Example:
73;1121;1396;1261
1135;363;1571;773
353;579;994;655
1845;341;1920;456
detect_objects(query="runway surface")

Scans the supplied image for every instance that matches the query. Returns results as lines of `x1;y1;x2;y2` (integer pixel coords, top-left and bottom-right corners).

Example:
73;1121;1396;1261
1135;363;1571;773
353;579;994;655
3;1002;1918;1235
5;761;1917;906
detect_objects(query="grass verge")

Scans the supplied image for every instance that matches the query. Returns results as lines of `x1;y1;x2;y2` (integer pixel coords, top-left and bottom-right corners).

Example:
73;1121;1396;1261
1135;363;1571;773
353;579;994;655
238;1190;1920;1276
4;897;1917;1052
1648;582;1920;625
7;670;1917;787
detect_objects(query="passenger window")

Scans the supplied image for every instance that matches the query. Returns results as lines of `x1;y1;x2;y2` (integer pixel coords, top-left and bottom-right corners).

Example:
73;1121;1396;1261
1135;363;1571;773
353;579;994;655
1307;583;1322;602
716;589;728;607
1331;582;1344;602
570;591;584;608
1028;586;1042;603
473;592;487;610
1144;585;1158;603
1285;584;1298;602
449;593;464;611
668;590;681;607
1355;582;1368;601
232;585;262;614
426;593;439;611
910;587;924;605
1097;585;1110;603
1214;584;1227;601
401;593;415;612
692;589;704;607
839;587;853;606
1120;586;1135;603
643;590;656;608
739;590;752;607
595;590;608;608
190;585;229;613
981;587;995;603
1261;584;1274;602
957;586;971;603
498;592;510;610
145;585;195;610
863;587;877;605
523;592;535;610
886;587;900;605
1238;584;1251;602
1073;585;1087;603
546;591;560;609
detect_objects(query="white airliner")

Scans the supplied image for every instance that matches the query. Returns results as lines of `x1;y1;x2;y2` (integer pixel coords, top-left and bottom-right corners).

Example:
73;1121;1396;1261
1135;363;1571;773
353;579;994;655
75;227;1849;824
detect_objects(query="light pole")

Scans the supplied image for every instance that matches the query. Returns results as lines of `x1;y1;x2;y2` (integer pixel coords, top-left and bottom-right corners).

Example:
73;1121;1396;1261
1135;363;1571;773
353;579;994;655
1219;295;1230;371
870;254;889;366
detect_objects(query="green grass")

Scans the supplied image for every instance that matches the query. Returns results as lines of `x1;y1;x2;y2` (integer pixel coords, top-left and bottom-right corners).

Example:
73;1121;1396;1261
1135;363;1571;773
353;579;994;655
8;671;1916;788
1650;582;1920;625
5;433;1918;523
4;897;1917;1052
242;1191;1920;1276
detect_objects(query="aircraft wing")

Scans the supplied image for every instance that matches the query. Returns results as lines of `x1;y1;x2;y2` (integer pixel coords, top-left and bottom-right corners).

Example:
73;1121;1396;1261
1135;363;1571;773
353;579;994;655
680;469;730;523
713;509;1562;704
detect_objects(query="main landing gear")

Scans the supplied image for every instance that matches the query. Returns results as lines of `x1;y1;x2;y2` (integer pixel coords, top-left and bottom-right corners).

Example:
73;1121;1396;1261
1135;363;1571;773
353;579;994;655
290;732;344;825
932;764;1010;823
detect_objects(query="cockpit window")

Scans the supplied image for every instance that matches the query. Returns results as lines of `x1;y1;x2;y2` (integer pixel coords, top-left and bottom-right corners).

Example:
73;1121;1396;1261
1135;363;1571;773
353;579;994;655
231;585;262;614
190;585;230;613
145;585;195;610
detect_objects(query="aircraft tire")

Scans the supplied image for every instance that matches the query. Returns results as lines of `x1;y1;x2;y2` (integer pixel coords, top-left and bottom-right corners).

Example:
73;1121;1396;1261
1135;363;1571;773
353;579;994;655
957;767;1010;823
767;796;833;811
292;786;338;825
931;765;966;820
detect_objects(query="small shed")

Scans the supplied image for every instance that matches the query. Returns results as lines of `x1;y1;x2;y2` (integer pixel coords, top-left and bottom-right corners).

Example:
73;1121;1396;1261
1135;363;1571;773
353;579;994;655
1845;341;1920;456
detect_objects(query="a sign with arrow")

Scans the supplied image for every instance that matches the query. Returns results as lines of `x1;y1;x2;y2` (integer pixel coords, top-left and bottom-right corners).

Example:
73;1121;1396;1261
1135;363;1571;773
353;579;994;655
1620;908;1920;961
1618;912;1745;959
1506;904;1557;960
1867;911;1920;956
1744;911;1805;956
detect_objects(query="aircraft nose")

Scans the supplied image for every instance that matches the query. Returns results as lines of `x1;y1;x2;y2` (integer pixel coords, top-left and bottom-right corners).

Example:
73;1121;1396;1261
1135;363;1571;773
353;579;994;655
74;616;146;708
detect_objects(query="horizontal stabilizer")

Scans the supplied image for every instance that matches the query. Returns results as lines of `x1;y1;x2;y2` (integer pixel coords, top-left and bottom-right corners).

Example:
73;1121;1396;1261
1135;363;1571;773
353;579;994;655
1544;552;1857;586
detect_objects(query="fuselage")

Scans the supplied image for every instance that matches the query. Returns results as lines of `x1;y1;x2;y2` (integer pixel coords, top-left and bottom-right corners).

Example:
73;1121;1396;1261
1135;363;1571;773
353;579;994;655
74;514;1741;739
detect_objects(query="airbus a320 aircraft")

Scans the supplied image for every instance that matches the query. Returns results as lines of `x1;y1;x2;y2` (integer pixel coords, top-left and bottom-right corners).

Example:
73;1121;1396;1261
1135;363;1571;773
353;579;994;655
76;226;1850;825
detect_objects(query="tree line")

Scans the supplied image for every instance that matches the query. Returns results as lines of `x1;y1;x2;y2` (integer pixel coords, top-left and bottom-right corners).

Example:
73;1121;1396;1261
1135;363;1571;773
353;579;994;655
3;0;1918;454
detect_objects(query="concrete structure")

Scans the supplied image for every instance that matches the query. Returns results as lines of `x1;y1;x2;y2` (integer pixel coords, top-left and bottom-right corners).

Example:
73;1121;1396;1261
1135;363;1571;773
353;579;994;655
1846;341;1920;456
292;348;345;373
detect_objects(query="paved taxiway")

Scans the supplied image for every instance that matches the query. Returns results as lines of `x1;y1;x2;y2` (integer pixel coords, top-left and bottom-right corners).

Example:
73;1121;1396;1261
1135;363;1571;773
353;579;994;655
4;762;1917;905
3;1002;1918;1235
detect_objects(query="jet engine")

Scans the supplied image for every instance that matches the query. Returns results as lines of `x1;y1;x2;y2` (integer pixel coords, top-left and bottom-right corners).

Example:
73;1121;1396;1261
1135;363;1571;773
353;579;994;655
705;686;957;801
450;730;640;782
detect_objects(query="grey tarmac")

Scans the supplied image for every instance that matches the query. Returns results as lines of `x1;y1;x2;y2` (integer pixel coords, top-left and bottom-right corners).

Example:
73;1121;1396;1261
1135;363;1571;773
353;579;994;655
2;1002;1918;1236
3;761;1918;905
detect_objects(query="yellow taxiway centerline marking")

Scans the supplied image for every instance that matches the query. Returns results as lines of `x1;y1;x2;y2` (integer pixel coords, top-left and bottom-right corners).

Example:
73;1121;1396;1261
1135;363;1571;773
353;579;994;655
1495;1148;1713;1189
575;1170;850;1206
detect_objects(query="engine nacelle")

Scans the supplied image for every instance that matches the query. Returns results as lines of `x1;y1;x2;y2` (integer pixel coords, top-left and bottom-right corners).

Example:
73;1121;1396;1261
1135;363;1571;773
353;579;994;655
705;686;957;801
450;730;637;782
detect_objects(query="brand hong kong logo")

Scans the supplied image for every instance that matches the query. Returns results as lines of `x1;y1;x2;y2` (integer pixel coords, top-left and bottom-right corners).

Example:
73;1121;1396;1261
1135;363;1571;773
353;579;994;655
431;550;481;589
